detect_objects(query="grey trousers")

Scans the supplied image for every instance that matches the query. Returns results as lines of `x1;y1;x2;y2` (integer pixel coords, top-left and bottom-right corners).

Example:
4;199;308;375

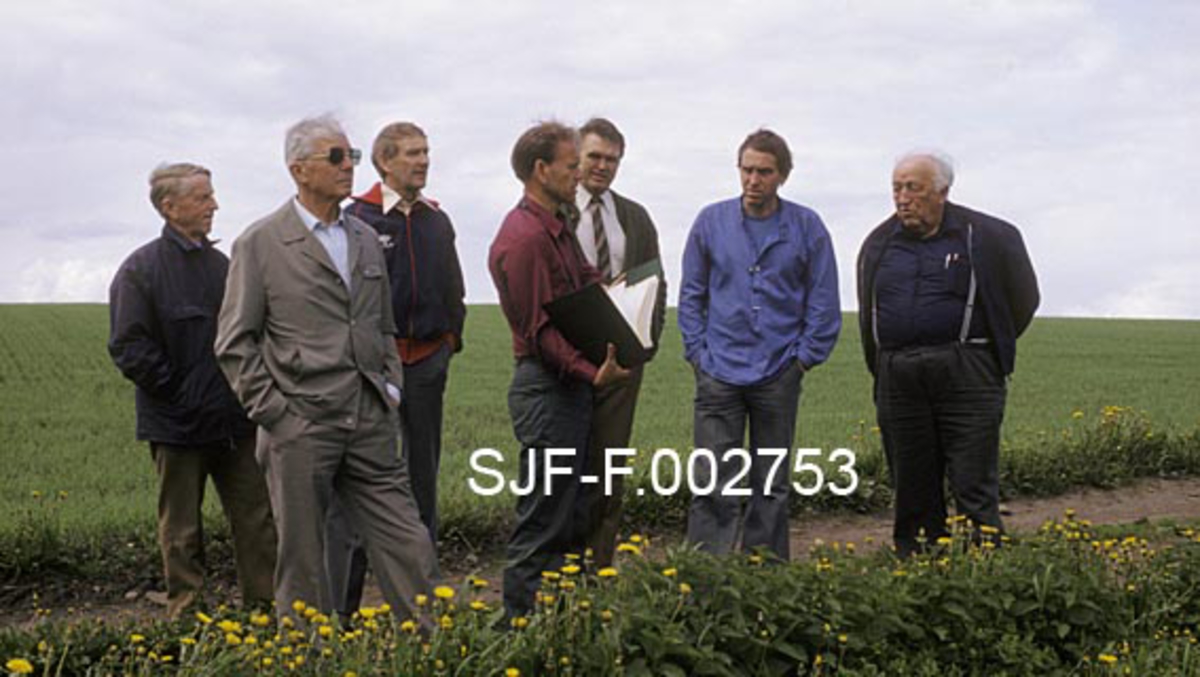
502;359;593;617
686;362;803;560
326;344;451;614
257;387;435;620
875;342;1007;556
151;436;277;618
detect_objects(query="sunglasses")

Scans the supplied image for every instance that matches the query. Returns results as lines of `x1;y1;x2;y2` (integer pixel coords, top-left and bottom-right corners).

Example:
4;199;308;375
306;147;362;166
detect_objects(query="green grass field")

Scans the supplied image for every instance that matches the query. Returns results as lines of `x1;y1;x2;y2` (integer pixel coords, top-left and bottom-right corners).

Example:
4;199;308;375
1;304;1198;561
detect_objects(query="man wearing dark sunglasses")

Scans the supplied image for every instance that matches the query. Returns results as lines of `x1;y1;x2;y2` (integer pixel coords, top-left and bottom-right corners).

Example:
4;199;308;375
216;114;436;622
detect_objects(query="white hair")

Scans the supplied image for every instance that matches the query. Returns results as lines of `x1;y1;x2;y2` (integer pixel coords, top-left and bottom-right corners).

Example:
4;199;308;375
284;114;347;165
896;149;955;192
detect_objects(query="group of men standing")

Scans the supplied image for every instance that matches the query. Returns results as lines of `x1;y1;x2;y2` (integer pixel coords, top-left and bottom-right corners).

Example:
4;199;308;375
108;114;1038;622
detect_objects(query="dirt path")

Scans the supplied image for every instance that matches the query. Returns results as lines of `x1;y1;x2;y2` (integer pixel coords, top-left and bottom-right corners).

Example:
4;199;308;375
5;477;1200;629
789;476;1200;553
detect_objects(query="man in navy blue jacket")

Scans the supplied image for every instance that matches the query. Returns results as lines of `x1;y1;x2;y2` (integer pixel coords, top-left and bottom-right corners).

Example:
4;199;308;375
857;151;1039;556
108;163;277;618
329;122;466;614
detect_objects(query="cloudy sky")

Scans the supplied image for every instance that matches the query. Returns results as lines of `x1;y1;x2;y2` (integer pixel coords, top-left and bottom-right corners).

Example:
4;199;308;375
2;0;1196;318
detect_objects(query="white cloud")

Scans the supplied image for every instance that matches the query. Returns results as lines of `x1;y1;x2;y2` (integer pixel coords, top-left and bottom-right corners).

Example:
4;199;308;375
0;0;1196;318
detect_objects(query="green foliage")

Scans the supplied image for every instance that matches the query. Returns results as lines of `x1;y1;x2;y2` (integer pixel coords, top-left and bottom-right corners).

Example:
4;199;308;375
4;519;1200;675
1;305;1199;585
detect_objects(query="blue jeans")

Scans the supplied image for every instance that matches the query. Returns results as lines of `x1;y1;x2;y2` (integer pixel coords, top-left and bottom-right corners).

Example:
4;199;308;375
686;361;803;560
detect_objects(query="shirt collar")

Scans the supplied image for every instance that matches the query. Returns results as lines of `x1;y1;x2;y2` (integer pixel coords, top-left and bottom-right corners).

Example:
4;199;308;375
292;197;342;231
519;195;573;237
162;223;208;251
381;182;439;215
576;185;614;212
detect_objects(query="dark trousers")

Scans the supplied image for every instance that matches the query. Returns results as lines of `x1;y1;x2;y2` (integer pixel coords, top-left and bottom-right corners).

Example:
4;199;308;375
151;436;277;619
875;343;1007;556
503;359;593;617
686;362;803;560
577;364;644;568
326;344;451;615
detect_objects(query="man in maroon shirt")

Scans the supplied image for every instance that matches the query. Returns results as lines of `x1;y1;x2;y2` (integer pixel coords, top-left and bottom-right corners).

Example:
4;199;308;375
488;121;629;617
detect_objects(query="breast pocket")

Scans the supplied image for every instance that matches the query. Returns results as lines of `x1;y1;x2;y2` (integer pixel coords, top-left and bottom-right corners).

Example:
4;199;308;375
946;256;973;299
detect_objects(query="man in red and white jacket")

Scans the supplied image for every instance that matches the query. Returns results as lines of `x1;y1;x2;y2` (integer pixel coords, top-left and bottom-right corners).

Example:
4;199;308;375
329;122;466;615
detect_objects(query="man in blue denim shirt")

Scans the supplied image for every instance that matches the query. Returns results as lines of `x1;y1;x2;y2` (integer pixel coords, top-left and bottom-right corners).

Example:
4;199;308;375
678;129;841;559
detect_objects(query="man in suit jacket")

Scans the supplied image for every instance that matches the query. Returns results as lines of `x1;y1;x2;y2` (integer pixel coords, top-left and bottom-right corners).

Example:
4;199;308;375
571;118;667;567
215;114;435;619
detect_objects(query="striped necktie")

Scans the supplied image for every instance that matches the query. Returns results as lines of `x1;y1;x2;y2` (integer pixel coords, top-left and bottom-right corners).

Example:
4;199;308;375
589;195;611;281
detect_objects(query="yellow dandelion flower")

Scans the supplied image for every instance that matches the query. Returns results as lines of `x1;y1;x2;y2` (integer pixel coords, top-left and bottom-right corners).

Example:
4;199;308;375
400;620;417;634
1098;653;1118;664
598;567;618;578
662;567;678;577
292;600;307;613
5;659;34;674
318;625;333;638
838;634;848;644
600;609;614;622
748;554;764;565
506;669;521;677
263;657;274;667
561;564;581;575
936;537;953;546
130;634;145;644
471;577;489;588
434;586;455;600
378;603;391;614
195;611;213;625
359;607;376;620
160;655;174;663
225;633;241;646
1071;410;1084;419
980;525;1000;535
629;534;644;544
541;571;561;581
217;620;242;634
440;615;453;630
679;583;693;595
243;635;257;646
512;616;529;629
565;552;581;561
181;638;197;646
250;613;270;627
471;600;488;611
578;600;592;611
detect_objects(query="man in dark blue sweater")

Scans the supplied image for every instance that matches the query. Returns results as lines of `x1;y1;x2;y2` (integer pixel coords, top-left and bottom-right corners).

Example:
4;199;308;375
857;151;1039;557
108;163;277;618
328;123;466;614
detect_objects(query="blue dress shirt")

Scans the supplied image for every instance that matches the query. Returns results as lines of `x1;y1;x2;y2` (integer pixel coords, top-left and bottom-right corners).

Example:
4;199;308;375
678;197;841;386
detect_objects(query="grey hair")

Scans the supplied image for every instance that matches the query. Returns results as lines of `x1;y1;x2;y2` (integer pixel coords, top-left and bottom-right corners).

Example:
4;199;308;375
284;114;347;165
896;150;955;192
148;162;210;216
